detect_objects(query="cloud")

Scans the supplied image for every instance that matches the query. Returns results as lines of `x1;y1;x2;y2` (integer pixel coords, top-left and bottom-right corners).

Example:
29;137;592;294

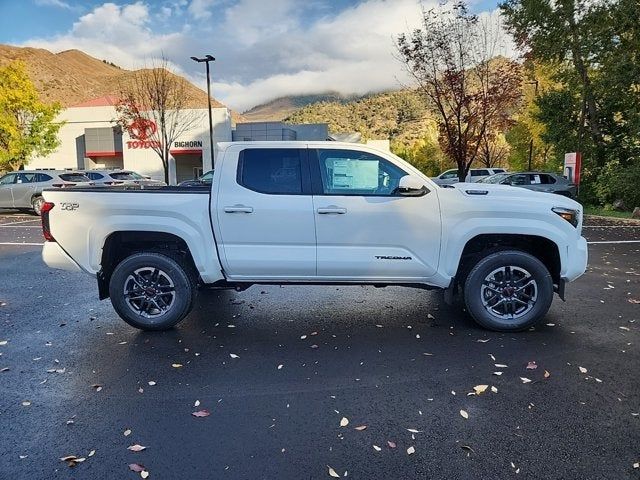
21;0;515;112
35;0;73;9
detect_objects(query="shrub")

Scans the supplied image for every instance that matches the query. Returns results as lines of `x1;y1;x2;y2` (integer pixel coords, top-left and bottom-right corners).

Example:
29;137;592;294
592;160;640;209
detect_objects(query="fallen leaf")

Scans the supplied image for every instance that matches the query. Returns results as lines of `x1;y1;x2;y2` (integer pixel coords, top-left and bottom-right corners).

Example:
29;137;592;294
91;384;102;392
407;446;415;455
194;400;200;407
579;366;588;374
192;409;211;418
124;429;132;436
141;471;149;479
340;417;349;427
619;326;630;331
1;367;9;372
460;445;475;455
127;444;146;452
172;363;183;368
147;381;156;386
88;450;95;457
229;354;239;359
491;386;498;393
627;298;640;304
633;462;639;469
495;364;508;368
129;463;146;472
544;370;551;379
526;361;538;370
354;425;367;431
328;466;340;478
473;385;488;395
387;441;396;448
21;401;31;406
373;445;381;451
476;339;490;343
520;377;532;384
460;410;469;419
492;371;503;376
277;364;283;370
406;428;421;433
0;340;7;346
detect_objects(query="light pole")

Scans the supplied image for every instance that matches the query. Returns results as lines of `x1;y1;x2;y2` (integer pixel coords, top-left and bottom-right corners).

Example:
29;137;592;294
526;79;539;171
191;55;216;170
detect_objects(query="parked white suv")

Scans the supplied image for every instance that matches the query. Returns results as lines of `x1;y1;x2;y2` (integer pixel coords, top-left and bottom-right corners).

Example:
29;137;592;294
432;167;507;185
40;142;587;332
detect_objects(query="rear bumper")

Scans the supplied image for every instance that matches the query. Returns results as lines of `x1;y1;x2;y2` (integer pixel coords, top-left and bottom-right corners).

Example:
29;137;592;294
562;236;588;282
42;242;82;273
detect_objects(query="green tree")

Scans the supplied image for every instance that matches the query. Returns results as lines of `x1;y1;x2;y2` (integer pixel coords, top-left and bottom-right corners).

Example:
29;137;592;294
0;61;62;171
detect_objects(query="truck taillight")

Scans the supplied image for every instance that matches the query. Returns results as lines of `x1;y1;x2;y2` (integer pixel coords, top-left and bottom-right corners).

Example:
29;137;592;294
41;201;55;242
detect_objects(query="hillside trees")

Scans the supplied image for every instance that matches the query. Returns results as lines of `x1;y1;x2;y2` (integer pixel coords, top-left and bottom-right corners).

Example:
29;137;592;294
501;0;640;206
0;61;62;171
397;2;521;181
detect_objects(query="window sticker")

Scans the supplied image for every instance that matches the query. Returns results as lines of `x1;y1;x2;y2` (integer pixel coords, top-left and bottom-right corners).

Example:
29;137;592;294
328;159;379;190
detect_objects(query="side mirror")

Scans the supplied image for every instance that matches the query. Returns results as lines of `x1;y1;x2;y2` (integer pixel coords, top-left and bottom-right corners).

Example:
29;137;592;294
397;175;428;196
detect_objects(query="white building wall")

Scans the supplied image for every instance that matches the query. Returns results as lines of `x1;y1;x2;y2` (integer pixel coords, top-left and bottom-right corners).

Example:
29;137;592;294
27;105;233;184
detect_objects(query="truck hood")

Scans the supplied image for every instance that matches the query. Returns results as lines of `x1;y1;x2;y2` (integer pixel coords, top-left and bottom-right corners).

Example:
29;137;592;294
442;182;582;210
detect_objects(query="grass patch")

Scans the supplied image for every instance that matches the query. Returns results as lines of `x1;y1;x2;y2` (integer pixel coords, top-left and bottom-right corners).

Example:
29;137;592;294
583;206;634;219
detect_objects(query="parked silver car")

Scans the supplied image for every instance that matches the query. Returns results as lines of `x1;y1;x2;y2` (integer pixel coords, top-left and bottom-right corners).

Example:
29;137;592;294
478;172;577;198
432;167;507;185
0;170;94;215
80;170;165;187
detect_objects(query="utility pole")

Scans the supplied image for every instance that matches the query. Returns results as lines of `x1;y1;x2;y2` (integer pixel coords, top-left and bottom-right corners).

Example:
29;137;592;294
190;55;216;170
526;79;539;171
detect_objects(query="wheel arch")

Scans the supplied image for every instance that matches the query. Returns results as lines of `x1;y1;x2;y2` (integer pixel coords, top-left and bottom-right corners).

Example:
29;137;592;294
454;233;561;289
98;231;199;300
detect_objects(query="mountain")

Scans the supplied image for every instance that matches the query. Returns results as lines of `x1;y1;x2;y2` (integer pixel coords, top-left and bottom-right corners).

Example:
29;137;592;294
242;92;363;122
0;45;243;123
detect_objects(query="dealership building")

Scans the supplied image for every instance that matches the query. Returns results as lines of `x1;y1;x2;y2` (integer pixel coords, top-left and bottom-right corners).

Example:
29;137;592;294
27;96;232;184
27;95;389;184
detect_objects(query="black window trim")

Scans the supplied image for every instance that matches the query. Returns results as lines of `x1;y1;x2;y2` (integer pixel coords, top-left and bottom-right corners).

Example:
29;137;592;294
309;148;412;197
236;147;312;196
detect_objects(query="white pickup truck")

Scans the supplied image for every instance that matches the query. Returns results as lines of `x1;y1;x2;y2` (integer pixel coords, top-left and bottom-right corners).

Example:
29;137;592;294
41;142;588;332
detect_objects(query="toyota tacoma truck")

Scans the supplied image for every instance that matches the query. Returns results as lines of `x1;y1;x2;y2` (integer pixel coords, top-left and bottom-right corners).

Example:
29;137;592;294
40;142;588;332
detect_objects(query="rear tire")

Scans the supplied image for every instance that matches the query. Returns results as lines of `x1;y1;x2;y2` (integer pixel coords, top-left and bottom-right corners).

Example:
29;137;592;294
31;196;44;216
109;252;196;331
463;250;553;332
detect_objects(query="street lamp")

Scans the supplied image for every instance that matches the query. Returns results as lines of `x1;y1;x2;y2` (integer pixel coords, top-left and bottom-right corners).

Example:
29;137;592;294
190;54;216;170
526;79;539;171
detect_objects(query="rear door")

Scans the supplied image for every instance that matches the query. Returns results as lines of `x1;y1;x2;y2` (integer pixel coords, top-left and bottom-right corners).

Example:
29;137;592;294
310;147;441;280
215;146;316;279
0;173;17;207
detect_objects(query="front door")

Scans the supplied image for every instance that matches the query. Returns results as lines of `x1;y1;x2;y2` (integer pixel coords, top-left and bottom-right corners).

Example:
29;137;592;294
0;173;17;208
215;146;316;279
310;148;441;280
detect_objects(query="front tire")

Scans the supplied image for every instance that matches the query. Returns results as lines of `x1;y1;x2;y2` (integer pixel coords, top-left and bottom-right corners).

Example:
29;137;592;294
109;252;196;331
463;250;553;332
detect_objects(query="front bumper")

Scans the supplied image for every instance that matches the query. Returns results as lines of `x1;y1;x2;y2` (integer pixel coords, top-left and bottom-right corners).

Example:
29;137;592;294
42;242;82;272
562;236;588;282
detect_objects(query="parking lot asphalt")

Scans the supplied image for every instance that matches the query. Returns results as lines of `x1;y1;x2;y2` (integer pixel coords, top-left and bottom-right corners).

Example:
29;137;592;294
0;210;638;479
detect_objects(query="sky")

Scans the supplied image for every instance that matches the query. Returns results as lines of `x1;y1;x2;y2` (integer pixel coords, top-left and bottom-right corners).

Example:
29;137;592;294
0;0;509;112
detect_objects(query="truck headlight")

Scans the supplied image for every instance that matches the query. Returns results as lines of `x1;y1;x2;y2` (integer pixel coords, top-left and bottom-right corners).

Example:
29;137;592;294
552;207;579;227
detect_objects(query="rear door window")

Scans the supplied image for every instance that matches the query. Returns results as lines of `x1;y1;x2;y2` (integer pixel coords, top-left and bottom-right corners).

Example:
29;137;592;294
59;173;92;183
238;148;305;194
16;173;35;183
35;173;53;182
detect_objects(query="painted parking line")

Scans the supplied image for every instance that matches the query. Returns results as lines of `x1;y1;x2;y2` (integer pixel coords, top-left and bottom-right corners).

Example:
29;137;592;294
0;225;42;229
0;219;41;225
587;240;640;244
0;242;44;246
583;225;640;228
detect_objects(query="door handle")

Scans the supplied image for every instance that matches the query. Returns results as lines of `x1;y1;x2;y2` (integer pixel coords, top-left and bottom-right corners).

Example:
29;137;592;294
224;205;253;213
317;206;347;215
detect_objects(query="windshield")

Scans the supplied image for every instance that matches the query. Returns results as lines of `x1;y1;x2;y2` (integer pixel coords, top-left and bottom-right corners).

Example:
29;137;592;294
478;173;510;184
199;170;214;182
